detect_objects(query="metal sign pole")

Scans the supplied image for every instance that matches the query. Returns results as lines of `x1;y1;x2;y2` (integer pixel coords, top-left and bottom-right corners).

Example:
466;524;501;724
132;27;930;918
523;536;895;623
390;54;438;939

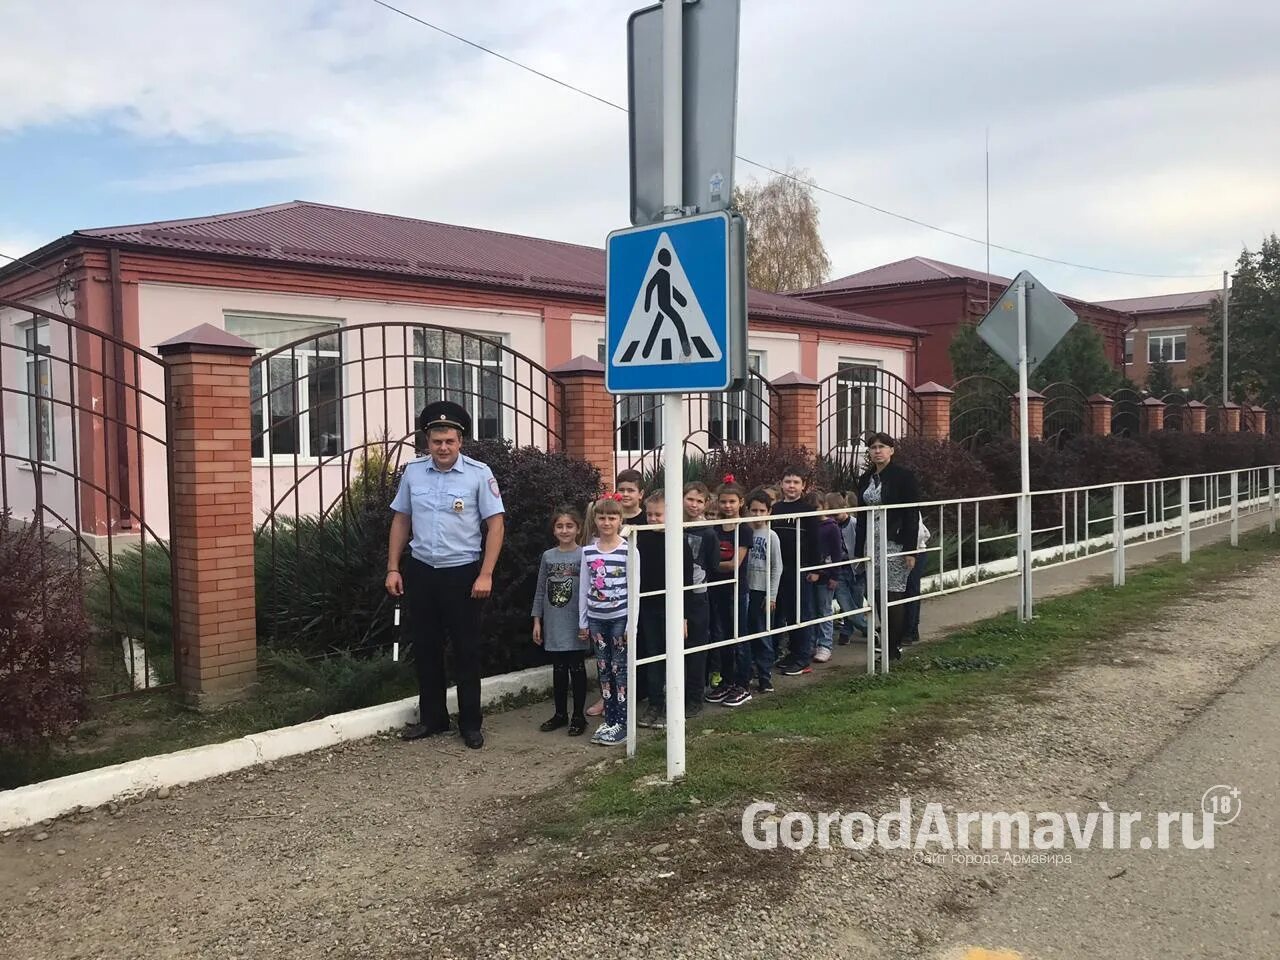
1017;279;1033;621
661;0;686;782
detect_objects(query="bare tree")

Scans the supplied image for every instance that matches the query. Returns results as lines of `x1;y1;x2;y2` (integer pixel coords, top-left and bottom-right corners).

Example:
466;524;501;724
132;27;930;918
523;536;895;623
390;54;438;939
732;167;831;292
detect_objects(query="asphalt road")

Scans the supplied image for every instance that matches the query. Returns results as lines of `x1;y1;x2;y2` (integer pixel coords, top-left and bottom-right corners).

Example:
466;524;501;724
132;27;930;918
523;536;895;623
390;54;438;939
935;643;1280;960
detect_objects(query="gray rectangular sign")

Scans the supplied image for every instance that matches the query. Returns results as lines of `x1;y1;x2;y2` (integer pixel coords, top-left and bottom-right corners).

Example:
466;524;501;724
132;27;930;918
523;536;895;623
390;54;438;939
977;270;1078;372
628;0;740;226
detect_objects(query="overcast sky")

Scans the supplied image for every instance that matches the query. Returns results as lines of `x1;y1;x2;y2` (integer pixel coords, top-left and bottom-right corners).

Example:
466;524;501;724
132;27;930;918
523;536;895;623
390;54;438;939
2;0;1277;301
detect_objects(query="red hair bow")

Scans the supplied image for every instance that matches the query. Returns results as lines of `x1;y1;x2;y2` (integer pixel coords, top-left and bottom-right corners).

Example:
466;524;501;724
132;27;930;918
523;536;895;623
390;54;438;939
722;473;736;484
606;492;623;501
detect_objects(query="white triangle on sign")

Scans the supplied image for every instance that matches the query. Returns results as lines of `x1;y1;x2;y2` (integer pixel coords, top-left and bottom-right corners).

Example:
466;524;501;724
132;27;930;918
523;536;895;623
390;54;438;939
611;232;722;367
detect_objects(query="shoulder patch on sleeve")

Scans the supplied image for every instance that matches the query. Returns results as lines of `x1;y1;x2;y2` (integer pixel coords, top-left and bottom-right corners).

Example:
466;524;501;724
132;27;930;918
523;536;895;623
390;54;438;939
488;476;501;498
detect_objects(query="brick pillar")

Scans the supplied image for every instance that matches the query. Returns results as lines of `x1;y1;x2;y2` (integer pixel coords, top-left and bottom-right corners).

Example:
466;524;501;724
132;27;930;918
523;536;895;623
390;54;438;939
1010;389;1046;441
1186;400;1207;433
552;356;615;490
915;381;954;441
1223;401;1242;432
772;372;820;455
157;324;258;708
1140;396;1166;433
1086;394;1113;436
1252;405;1268;435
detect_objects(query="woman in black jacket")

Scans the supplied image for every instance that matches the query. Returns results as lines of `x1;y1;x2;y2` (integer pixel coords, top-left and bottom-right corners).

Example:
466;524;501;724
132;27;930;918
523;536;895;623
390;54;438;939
853;433;921;660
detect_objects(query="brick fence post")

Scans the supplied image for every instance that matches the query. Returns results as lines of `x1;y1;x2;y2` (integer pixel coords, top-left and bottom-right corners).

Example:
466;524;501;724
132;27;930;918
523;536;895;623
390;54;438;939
1222;401;1242;433
1086;394;1113;436
772;372;820;455
1140;396;1166;433
1186;400;1207;434
914;381;954;441
552;356;615;490
1010;389;1046;441
157;324;258;708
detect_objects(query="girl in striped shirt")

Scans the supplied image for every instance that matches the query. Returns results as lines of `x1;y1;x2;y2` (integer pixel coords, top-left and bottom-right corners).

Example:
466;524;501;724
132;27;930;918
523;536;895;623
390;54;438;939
579;496;630;745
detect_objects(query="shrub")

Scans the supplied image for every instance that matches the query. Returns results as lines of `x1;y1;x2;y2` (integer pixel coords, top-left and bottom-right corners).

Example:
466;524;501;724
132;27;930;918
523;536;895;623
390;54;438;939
890;438;996;502
1059;435;1161;486
640;442;815;496
974;437;1085;493
85;541;174;685
0;513;92;746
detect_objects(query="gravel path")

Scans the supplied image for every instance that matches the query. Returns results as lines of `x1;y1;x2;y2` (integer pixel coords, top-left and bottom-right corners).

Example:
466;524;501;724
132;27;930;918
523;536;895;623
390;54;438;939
4;552;1279;960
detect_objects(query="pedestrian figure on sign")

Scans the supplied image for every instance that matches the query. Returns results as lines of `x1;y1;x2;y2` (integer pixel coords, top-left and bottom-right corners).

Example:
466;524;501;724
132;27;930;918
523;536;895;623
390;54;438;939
642;248;692;360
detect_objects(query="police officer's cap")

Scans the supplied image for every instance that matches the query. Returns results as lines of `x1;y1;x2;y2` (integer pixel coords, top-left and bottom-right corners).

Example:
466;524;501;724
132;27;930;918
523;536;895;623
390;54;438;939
418;400;471;437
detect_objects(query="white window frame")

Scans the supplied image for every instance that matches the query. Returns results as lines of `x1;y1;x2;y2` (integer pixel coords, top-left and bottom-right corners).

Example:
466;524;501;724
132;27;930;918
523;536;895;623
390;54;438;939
598;340;662;454
1124;334;1135;365
1147;330;1187;364
835;358;882;448
227;314;344;464
20;320;56;465
708;350;768;445
412;328;509;442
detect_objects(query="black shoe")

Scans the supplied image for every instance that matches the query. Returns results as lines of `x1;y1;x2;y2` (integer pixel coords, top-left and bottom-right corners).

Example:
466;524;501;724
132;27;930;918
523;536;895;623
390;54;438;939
568;715;588;736
539;714;569;732
462;729;484;749
889;648;903;662
400;723;449;741
837;635;851;646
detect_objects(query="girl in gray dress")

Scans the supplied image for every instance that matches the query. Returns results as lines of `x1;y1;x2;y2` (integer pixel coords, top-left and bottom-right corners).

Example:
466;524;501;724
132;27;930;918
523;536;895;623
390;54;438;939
532;506;589;735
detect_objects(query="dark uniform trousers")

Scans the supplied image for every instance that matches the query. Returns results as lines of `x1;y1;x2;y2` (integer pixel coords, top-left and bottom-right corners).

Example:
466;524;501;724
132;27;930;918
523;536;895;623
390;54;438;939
404;556;484;733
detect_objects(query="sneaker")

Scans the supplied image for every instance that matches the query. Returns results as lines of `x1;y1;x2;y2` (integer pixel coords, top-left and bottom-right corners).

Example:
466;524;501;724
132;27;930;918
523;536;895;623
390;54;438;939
723;686;753;708
639;705;666;730
836;634;851;646
813;647;832;664
685;701;704;718
781;662;812;677
586;699;604;718
757;680;775;694
590;722;613;743
704;684;730;704
539;714;568;732
636;707;656;729
594;723;626;745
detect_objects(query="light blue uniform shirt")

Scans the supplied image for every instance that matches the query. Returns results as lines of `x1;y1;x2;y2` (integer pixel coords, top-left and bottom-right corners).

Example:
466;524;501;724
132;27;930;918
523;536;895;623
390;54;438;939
391;454;505;568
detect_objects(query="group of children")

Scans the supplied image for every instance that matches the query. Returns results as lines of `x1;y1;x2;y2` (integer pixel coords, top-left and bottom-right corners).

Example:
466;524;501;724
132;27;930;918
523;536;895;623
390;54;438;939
529;466;889;746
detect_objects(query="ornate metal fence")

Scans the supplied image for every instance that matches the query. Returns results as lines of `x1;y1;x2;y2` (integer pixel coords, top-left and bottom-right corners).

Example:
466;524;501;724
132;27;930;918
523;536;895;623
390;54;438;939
250;322;564;648
1041;381;1088;446
615;368;778;475
1110;388;1142;437
1161;392;1189;432
0;298;176;698
950;375;1014;448
1202;396;1222;433
1241;404;1258;433
816;364;922;473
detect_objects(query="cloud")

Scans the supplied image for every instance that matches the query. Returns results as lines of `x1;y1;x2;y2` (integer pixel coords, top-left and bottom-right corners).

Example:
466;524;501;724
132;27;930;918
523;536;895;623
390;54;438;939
1;0;1278;306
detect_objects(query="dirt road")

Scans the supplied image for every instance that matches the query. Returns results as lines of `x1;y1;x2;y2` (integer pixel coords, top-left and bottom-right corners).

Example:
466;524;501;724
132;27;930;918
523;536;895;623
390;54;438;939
3;548;1279;959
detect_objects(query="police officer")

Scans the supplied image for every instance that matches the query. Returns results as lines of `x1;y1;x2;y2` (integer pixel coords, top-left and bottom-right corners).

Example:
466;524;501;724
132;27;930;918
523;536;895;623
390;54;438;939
386;400;505;749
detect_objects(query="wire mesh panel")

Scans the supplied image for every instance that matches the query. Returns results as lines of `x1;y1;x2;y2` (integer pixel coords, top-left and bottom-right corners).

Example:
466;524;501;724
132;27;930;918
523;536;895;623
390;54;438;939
815;364;921;474
1041;381;1088;445
614;368;777;475
1161;393;1188;432
1110;388;1142;437
250;321;564;647
0;298;175;698
950;375;1014;449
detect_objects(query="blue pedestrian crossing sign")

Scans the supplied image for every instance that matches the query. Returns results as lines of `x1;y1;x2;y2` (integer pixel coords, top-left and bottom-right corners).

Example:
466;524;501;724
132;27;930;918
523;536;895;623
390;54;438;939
605;211;736;394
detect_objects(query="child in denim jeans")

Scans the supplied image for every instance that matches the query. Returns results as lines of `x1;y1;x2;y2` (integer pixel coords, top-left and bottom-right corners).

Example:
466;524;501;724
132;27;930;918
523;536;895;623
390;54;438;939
812;492;847;663
834;490;867;643
744;488;782;692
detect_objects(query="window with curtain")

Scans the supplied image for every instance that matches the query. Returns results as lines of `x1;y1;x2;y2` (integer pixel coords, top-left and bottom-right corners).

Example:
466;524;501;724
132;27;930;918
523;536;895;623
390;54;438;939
598;340;662;452
225;314;343;460
412;329;506;440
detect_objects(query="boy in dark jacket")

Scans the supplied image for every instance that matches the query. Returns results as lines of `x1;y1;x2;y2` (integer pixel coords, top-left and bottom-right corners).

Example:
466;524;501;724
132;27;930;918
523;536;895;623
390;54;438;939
770;465;821;675
812;491;848;663
635;492;695;730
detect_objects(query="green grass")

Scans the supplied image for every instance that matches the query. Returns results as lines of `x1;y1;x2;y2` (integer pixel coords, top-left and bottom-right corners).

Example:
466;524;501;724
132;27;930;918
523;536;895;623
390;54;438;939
528;528;1280;836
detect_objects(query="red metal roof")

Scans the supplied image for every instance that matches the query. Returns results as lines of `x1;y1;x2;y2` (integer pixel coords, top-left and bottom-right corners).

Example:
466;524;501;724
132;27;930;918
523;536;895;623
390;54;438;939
67;201;918;338
1095;289;1219;314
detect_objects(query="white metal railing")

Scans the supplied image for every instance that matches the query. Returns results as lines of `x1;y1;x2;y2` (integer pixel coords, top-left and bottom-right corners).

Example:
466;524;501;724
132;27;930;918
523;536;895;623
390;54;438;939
620;465;1280;771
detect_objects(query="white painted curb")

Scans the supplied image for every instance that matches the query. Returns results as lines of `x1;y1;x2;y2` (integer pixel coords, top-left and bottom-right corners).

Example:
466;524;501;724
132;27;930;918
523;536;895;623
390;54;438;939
0;664;552;832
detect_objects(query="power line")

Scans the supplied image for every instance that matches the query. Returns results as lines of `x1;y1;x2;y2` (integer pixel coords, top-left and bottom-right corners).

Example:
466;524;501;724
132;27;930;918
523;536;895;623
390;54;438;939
369;0;1218;281
0;248;66;284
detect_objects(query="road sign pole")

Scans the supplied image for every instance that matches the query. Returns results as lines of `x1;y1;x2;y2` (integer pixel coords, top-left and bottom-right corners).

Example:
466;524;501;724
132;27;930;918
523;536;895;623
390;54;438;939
661;0;686;782
1017;278;1033;622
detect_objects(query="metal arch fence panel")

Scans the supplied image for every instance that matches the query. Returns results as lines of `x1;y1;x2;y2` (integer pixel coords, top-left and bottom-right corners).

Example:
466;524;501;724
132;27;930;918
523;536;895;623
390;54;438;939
615;368;778;475
815;364;922;473
1110;388;1142;437
0;298;176;698
1161;392;1189;432
1241;404;1258;433
1268;401;1280;437
950;375;1014;449
1041;381;1088;445
1201;396;1223;433
250;321;565;648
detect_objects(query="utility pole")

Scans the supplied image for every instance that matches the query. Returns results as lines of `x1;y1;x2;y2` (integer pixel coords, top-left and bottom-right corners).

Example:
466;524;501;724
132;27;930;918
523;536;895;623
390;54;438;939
1222;269;1230;405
